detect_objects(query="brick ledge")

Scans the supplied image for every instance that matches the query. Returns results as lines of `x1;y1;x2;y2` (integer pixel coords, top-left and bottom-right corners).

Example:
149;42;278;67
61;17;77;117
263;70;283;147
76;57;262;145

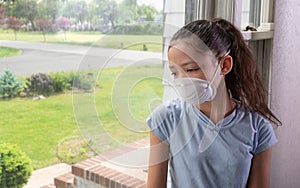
54;138;149;188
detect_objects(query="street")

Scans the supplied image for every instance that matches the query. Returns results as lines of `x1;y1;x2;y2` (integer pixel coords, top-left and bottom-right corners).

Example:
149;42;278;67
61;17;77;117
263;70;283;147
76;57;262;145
0;40;163;77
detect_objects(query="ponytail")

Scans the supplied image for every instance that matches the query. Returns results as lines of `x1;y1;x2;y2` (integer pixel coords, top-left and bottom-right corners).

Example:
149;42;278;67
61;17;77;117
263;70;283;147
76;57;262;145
171;18;282;126
213;18;281;126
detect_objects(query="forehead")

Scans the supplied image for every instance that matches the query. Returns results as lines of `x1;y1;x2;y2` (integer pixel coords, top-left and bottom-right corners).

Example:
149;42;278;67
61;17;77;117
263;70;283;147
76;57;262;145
168;46;215;69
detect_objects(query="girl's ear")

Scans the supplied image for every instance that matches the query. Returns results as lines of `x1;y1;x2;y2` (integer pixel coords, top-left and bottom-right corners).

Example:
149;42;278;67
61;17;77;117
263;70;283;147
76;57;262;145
220;56;233;75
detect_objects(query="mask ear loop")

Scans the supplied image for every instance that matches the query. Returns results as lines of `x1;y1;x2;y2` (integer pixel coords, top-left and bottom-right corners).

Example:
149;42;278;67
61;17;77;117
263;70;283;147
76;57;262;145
207;50;231;87
193;50;231;102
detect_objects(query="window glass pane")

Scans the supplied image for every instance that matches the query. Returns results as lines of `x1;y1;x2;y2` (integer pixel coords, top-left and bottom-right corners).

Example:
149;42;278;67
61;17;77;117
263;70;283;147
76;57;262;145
0;0;164;186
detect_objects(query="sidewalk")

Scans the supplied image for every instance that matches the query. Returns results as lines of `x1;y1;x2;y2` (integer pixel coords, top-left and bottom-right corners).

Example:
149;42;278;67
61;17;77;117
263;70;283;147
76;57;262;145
24;163;71;188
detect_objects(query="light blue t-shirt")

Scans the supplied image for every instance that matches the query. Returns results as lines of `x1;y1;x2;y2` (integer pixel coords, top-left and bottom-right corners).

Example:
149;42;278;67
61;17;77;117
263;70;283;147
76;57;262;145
146;99;277;188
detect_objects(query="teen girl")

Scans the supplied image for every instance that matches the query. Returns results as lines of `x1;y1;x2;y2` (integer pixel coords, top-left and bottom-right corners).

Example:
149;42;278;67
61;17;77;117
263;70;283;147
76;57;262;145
146;18;281;188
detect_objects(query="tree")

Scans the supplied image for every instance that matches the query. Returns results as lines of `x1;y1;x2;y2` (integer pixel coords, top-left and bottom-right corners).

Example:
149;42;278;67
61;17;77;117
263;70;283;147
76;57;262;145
0;68;23;98
94;0;117;31
37;0;61;24
117;0;137;23
11;0;37;30
6;16;21;40
35;18;53;41
62;0;88;31
56;16;72;41
137;4;158;22
87;1;99;31
0;5;6;28
0;0;15;21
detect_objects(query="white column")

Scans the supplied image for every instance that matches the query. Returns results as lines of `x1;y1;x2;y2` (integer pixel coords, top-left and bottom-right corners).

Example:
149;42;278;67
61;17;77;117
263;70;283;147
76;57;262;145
162;0;186;101
270;0;300;187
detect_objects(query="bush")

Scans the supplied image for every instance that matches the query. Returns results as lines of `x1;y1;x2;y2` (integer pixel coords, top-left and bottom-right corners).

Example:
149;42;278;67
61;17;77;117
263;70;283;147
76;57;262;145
113;23;163;35
0;69;23;98
26;73;54;95
0;143;32;188
50;72;70;92
72;72;94;91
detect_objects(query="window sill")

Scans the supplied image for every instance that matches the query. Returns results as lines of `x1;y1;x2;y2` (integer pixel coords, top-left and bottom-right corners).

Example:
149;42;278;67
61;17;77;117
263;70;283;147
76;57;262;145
242;30;274;41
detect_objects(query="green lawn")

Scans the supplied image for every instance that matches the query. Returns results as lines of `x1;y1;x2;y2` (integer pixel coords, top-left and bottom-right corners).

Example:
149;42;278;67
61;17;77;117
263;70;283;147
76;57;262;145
0;47;22;58
0;65;164;169
0;30;163;52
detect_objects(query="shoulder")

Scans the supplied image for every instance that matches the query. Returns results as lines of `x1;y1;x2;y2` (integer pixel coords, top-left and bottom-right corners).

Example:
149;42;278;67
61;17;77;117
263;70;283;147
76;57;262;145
236;102;277;154
146;98;187;143
146;98;184;128
235;101;271;127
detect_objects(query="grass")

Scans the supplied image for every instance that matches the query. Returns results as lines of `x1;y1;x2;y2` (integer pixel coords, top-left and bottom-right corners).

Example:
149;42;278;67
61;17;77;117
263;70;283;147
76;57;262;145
0;65;164;169
0;30;163;52
0;47;22;58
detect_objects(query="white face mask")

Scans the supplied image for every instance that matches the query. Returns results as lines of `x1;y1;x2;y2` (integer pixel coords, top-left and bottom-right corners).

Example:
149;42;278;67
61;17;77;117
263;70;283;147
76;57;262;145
172;51;230;105
173;76;217;105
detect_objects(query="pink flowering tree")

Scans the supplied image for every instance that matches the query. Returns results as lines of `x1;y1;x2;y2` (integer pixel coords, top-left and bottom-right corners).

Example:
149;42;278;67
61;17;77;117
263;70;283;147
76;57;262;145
0;6;7;28
56;16;72;41
7;17;22;40
35;18;53;42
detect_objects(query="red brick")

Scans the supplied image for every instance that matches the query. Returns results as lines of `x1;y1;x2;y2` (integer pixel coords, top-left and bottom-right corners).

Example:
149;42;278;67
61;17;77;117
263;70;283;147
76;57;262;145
54;173;74;188
92;166;113;186
54;178;67;188
72;166;83;177
88;165;104;183
120;176;138;188
128;180;146;188
104;170;120;187
109;173;122;187
114;174;130;188
110;173;127;185
136;183;147;188
126;179;143;188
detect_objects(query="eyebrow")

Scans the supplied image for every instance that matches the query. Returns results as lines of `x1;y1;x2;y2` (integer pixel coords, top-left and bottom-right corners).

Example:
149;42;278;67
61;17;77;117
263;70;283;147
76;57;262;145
169;61;198;69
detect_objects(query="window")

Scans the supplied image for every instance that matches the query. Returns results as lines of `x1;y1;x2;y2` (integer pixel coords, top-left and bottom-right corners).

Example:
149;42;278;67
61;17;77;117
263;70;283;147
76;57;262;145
183;0;274;105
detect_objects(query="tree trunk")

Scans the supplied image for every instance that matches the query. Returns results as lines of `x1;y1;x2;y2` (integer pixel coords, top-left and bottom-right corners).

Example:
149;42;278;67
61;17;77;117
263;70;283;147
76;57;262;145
14;30;17;40
64;30;67;41
30;19;36;31
42;30;46;42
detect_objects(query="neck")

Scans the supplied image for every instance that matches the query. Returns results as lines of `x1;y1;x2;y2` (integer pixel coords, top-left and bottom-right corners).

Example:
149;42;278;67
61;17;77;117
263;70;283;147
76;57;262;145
196;81;236;124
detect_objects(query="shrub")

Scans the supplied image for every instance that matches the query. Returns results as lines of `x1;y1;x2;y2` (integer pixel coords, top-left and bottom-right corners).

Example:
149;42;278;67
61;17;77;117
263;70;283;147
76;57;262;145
50;72;70;92
66;71;77;88
0;69;23;98
113;23;163;35
72;72;93;91
0;143;32;188
26;73;54;95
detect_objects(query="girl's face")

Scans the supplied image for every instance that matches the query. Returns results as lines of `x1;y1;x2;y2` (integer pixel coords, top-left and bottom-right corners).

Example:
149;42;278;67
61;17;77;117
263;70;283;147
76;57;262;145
168;46;218;81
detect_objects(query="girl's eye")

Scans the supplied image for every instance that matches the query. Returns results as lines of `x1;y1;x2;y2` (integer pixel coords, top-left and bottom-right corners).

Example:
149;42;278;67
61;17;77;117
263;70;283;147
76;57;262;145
186;68;200;72
171;72;177;76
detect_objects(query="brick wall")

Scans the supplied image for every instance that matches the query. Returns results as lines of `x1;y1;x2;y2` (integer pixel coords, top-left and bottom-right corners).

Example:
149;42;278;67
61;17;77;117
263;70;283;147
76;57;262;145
53;138;149;188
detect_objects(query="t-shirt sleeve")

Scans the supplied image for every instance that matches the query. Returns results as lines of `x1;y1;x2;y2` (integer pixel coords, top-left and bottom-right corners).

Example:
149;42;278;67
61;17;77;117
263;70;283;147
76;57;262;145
146;100;180;145
253;118;278;154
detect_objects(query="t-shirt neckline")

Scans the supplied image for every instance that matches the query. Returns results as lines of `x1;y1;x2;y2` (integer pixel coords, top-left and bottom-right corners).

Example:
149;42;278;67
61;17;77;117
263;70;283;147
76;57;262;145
189;99;241;130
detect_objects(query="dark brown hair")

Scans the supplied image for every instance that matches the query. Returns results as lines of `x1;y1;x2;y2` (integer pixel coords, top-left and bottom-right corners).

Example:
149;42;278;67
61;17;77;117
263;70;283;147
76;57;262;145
170;18;281;126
